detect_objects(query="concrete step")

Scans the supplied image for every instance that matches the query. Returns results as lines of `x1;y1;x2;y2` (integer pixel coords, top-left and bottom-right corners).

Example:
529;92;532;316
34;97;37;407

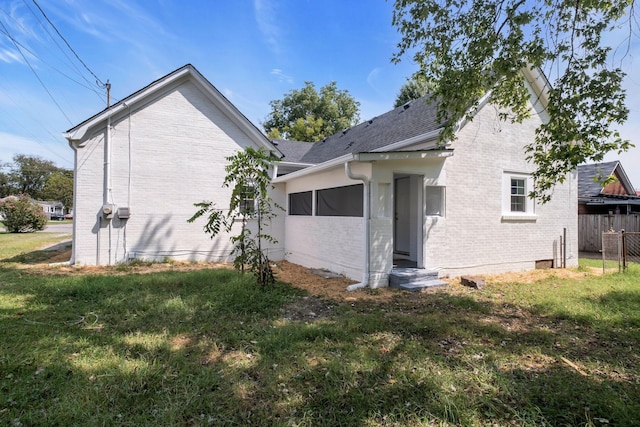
391;278;449;292
389;267;447;291
389;268;438;286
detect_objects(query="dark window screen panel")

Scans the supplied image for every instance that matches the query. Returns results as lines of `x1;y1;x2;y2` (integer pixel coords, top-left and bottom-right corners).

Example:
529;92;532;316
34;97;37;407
316;184;363;217
289;191;312;215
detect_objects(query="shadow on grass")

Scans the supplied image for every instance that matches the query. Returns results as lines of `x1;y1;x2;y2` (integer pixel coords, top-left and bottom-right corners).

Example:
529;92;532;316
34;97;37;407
0;265;639;426
1;242;72;264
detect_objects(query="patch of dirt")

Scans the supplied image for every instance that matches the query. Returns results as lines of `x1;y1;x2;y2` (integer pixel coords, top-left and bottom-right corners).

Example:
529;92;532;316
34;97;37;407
273;261;403;303
479;268;596;285
279;296;336;321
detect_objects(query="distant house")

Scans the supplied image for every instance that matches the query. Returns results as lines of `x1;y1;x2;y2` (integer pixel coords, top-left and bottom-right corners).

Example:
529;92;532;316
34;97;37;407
65;64;577;287
578;161;640;215
38;201;66;220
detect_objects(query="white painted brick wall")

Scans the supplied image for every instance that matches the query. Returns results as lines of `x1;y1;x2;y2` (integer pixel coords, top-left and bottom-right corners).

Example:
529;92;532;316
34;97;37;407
424;96;578;276
73;80;285;265
282;166;368;281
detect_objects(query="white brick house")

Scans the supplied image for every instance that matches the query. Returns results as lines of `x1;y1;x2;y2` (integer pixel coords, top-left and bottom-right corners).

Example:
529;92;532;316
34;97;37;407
65;65;283;266
66;64;577;287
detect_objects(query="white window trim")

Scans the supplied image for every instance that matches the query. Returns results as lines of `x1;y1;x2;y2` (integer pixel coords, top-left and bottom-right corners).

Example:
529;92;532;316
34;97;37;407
502;172;537;221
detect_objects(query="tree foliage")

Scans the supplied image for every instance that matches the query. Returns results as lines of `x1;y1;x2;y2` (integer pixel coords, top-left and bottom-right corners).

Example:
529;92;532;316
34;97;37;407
0;194;47;233
263;82;360;142
7;155;59;200
43;170;74;209
392;0;634;202
394;75;437;107
188;147;282;287
1;154;73;203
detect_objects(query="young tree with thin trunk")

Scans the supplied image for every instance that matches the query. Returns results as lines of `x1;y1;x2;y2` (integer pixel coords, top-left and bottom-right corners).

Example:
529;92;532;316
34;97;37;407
188;147;282;287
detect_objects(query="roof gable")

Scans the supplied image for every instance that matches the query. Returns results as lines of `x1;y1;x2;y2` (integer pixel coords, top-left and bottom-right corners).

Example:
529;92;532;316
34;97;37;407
578;161;636;197
64;64;280;156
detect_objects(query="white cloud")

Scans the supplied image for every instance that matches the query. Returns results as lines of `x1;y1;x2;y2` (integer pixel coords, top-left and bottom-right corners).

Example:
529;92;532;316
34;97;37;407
0;48;23;64
270;68;293;84
254;0;282;54
366;67;383;92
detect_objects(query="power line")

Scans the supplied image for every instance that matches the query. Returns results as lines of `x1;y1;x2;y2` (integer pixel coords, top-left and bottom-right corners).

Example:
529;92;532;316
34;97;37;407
0;20;74;126
30;0;106;89
19;0;105;102
0;22;105;102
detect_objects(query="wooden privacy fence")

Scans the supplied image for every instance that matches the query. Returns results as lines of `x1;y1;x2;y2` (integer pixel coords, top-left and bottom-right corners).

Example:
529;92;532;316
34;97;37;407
579;214;640;252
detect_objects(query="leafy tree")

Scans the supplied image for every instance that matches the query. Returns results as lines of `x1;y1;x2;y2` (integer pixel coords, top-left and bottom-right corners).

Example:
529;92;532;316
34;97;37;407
392;0;634;202
7;155;59;200
189;147;282;287
263;82;360;142
43;170;74;209
394;75;437;107
0;162;11;198
0;194;47;233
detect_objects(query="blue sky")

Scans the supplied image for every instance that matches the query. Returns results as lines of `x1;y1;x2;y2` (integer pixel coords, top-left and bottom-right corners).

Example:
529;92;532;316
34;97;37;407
1;0;639;188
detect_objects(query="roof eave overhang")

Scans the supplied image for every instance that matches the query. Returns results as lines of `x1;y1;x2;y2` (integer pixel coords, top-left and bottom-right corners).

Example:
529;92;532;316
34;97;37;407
371;128;443;152
354;149;453;162
272;154;353;183
64;67;193;142
274;161;315;168
272;149;453;183
580;197;640;206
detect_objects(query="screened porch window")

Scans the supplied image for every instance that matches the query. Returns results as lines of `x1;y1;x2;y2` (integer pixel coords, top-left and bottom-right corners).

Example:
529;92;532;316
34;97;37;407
316;184;363;217
289;191;312;215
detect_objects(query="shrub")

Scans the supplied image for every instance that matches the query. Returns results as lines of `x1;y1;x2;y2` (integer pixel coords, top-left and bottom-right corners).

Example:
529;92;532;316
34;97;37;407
0;194;47;233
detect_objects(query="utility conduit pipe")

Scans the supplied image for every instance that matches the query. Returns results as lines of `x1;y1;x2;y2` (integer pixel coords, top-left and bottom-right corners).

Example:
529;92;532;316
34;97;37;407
345;160;370;291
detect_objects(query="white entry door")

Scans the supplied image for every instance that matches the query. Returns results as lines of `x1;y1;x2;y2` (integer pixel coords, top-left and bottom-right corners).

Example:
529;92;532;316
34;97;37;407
394;176;411;254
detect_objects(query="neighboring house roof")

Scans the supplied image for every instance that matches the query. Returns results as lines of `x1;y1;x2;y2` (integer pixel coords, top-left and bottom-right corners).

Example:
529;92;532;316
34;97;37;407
271;139;315;163
38;200;64;207
578;161;637;198
64;64;282;157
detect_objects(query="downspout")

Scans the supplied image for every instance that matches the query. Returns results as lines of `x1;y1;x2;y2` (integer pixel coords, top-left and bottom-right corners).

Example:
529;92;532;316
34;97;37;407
103;116;112;265
104;116;111;207
345;160;370;291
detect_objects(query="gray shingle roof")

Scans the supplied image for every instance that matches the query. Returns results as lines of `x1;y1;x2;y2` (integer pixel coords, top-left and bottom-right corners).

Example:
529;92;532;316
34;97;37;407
577;161;620;197
274;96;443;165
271;139;315;163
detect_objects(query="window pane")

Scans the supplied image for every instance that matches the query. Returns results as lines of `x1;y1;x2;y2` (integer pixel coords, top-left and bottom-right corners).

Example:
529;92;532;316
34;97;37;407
316;184;363;217
510;178;526;212
425;186;445;216
511;196;525;212
239;185;256;215
511;179;525;195
289;191;312;215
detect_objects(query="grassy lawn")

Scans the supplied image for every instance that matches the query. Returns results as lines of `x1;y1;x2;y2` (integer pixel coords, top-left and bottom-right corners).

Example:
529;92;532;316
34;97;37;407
1;236;639;426
0;232;71;262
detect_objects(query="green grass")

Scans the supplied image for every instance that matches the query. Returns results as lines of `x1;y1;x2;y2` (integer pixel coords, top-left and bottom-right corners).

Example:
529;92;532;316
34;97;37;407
0;231;71;261
1;237;639;426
